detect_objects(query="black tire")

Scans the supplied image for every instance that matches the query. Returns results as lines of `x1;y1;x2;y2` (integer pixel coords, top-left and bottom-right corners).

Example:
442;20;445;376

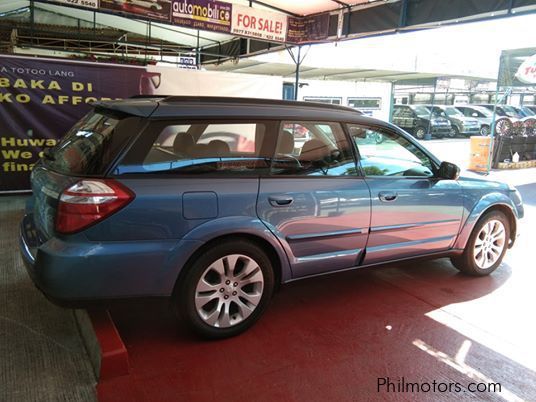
175;239;275;339
480;125;490;136
450;126;459;138
414;126;426;140
450;210;510;276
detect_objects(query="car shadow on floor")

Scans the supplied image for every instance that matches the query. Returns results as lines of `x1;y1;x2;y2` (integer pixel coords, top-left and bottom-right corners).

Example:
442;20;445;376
100;257;536;402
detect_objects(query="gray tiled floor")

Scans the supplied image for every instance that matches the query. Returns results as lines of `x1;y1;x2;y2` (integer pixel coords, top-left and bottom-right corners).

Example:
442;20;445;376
0;196;96;402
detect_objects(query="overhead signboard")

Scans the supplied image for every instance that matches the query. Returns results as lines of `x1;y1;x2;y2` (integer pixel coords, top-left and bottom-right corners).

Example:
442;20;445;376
231;4;287;43
171;0;232;33
498;47;536;87
287;14;329;44
36;0;330;44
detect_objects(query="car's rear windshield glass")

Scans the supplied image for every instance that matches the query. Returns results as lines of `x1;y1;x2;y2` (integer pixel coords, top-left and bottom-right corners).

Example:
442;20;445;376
45;111;132;175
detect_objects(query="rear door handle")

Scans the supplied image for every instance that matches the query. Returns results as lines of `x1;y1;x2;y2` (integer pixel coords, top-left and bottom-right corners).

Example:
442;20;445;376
269;195;294;207
378;191;398;202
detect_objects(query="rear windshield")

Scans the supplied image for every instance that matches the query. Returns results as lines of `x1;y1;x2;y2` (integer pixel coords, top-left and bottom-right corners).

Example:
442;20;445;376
46;110;138;175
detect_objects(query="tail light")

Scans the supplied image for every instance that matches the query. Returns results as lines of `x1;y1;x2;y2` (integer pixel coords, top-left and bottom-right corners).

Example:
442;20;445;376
56;180;134;234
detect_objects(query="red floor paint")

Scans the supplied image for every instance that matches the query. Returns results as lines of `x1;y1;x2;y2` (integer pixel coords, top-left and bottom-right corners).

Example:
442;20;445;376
89;310;130;380
97;258;536;402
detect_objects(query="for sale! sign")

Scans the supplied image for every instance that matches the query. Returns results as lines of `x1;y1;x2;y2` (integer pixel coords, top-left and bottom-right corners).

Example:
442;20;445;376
231;5;287;42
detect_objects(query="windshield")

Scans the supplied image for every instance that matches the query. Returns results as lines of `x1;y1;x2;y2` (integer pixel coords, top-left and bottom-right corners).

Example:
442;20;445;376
502;105;521;117
474;107;493;117
522;107;536;116
411;105;431;117
443;107;463;117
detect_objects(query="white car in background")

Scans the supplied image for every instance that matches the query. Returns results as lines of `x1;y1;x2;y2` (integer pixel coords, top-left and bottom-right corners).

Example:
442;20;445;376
114;0;163;11
456;105;494;136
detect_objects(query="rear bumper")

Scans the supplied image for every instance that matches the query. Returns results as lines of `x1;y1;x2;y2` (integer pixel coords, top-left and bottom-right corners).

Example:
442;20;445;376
19;213;202;304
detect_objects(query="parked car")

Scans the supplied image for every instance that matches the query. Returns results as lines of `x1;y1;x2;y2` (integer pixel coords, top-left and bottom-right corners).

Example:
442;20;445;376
514;105;535;118
392;104;452;139
20;97;523;339
522;105;536;115
426;105;481;137
476;104;524;119
455;105;493;136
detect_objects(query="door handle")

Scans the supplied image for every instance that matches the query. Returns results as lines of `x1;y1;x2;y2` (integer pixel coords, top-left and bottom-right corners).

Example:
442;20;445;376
269;195;294;207
378;191;398;202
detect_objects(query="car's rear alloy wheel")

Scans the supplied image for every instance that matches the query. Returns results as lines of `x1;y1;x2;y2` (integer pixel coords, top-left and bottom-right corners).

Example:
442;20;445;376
177;240;274;339
451;211;510;276
480;125;490;136
195;254;264;328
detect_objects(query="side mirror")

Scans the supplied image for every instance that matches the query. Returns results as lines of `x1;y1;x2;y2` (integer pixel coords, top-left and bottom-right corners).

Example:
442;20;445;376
438;161;460;180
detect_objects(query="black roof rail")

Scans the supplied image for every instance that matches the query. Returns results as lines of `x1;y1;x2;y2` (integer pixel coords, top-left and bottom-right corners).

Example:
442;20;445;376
129;95;169;99
161;96;363;114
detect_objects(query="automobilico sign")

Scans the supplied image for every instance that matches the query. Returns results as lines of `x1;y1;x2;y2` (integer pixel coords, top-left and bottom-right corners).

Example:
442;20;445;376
515;53;536;85
172;0;232;33
231;4;287;42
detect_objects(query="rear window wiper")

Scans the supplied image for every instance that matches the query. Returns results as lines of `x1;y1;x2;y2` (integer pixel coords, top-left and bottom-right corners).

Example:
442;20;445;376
43;147;55;161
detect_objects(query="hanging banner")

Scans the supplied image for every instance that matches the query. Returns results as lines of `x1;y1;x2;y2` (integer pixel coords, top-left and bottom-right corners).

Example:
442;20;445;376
36;0;330;44
287;14;330;44
100;0;171;22
0;55;282;192
231;4;287;43
498;47;536;87
171;0;232;33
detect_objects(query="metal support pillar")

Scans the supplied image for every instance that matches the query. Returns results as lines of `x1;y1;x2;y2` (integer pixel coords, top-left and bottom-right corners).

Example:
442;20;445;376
287;45;309;101
196;30;201;67
426;78;438;139
294;45;301;100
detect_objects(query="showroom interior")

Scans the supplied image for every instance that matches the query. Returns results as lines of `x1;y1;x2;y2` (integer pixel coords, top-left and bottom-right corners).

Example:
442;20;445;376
1;0;536;401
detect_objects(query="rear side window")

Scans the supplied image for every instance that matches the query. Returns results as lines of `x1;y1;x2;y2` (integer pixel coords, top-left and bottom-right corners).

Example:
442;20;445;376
271;121;357;176
46;110;139;175
118;121;276;175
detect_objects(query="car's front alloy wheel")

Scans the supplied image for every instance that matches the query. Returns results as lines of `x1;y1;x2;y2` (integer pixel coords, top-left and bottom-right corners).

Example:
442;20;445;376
451;210;510;276
473;219;506;270
176;240;274;339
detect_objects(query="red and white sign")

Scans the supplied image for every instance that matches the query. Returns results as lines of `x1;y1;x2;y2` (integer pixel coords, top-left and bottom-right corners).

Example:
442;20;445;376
515;53;536;85
231;5;287;43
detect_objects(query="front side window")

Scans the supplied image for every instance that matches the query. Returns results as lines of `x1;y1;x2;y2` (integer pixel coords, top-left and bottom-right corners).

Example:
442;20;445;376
348;124;435;177
271;121;357;176
120;121;272;175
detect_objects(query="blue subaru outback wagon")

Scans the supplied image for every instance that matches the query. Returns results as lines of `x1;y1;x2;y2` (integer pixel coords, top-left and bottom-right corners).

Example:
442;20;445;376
20;97;524;338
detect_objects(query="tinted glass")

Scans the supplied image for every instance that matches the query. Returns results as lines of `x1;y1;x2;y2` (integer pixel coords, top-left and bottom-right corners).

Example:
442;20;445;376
127;122;270;175
46;111;134;175
271;121;357;176
412;105;430;117
349;124;434;177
